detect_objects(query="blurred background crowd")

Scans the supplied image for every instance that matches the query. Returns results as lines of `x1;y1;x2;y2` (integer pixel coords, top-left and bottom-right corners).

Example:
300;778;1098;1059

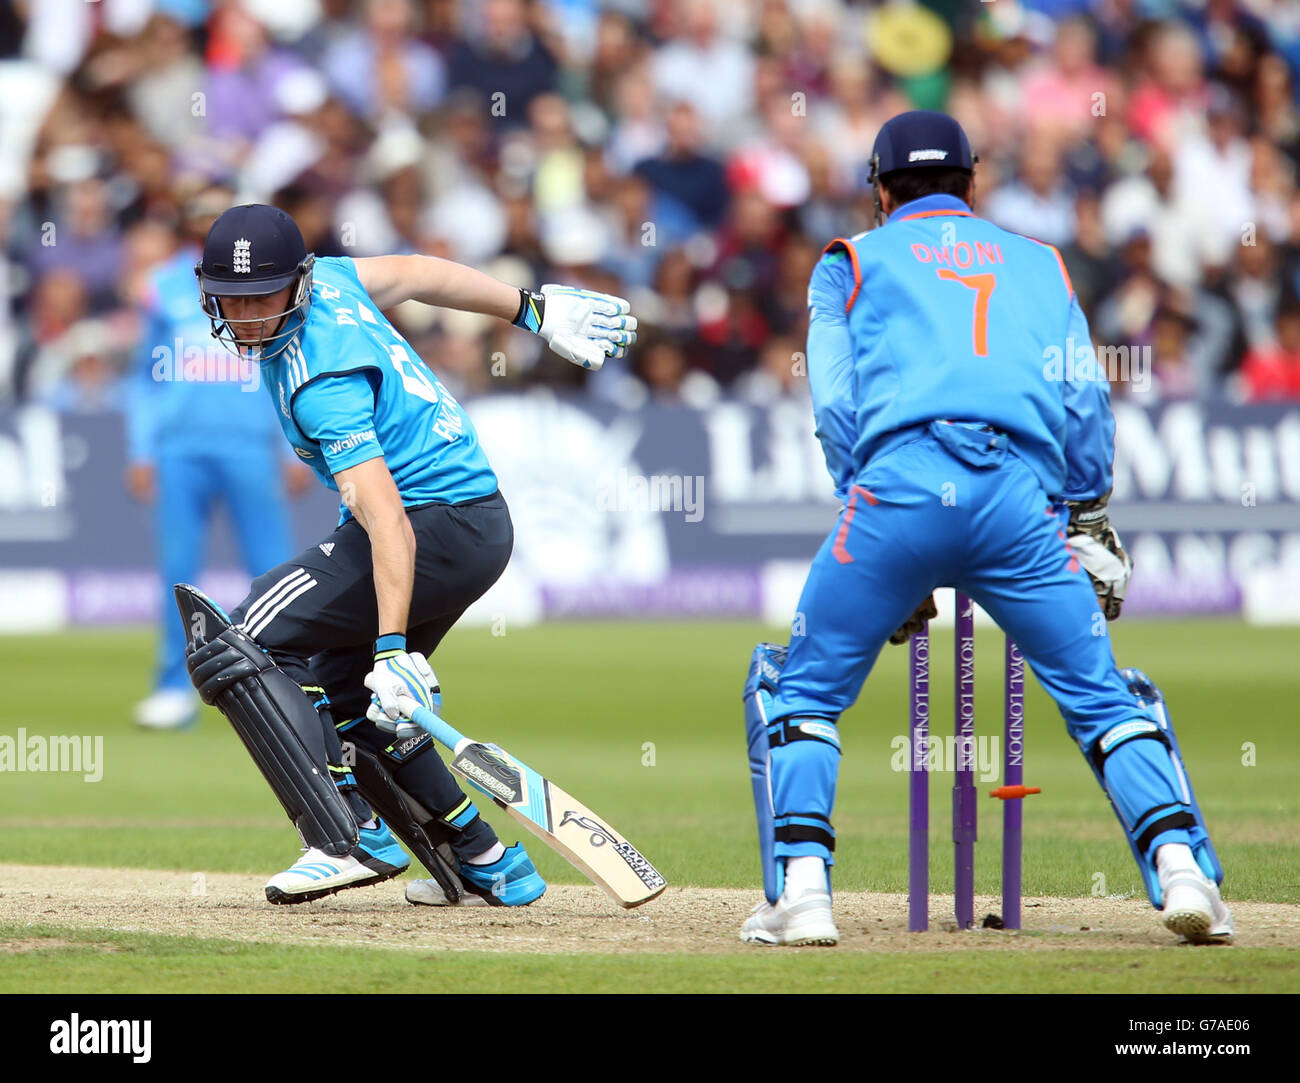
4;0;1300;413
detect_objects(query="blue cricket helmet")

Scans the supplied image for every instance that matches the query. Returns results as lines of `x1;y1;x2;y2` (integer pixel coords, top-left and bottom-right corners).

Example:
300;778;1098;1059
196;203;315;361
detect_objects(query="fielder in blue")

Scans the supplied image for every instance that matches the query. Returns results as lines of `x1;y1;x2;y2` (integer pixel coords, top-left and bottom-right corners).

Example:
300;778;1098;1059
127;191;307;730
741;113;1231;947
179;204;636;907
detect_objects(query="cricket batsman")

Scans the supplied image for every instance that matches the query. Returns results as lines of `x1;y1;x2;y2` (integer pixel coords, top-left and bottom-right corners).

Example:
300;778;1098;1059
740;112;1231;946
176;203;635;906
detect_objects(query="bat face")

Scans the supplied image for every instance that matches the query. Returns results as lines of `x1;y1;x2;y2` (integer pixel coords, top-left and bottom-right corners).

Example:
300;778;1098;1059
449;740;666;908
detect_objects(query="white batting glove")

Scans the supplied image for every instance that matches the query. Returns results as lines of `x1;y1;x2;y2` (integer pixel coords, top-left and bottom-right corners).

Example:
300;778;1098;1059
364;648;437;739
535;284;637;371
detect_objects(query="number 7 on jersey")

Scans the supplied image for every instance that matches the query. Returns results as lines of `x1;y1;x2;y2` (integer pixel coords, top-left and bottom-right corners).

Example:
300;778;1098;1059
937;269;996;357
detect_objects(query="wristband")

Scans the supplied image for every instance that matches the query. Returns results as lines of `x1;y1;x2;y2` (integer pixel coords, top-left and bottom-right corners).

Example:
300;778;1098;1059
374;633;407;659
512;288;545;333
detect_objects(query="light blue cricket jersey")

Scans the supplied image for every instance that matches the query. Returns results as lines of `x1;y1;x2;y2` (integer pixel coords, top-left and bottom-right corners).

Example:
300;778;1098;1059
807;194;1114;503
266;257;498;522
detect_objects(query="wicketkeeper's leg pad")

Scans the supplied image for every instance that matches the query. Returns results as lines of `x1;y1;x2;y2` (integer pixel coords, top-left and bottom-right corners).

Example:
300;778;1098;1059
746;643;841;905
1084;668;1224;908
744;643;785;904
175;583;359;857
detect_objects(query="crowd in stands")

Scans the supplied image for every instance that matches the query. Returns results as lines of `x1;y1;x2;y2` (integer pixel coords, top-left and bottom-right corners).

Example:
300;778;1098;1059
3;0;1300;413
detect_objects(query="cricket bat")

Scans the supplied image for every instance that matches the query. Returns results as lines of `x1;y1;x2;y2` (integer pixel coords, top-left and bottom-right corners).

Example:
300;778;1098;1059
410;707;667;908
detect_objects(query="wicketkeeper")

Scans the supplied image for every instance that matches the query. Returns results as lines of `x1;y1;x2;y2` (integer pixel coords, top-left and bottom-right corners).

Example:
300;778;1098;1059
741;111;1230;946
178;203;635;906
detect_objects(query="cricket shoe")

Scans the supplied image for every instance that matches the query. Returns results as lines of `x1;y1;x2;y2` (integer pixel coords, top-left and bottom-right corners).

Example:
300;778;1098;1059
1160;867;1234;944
407;843;545;907
740;889;840;946
266;820;410;904
135;688;199;730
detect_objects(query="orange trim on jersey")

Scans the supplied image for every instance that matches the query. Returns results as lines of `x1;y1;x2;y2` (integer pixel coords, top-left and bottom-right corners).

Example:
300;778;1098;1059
821;237;863;313
1033;240;1075;300
898;209;976;221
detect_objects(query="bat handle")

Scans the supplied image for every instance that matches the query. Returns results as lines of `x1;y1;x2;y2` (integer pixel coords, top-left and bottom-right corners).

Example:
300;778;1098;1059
410;706;467;753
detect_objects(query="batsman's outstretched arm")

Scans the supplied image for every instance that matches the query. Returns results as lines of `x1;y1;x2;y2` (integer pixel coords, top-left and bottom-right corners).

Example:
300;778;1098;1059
354;254;520;320
353;256;637;371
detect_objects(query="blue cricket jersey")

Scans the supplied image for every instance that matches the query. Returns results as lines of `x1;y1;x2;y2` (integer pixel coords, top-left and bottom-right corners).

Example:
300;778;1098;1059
265;257;498;523
806;194;1114;503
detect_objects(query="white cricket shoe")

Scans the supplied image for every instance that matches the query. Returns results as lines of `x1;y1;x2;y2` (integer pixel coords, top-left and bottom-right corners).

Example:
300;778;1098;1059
1160;868;1234;943
266;836;408;905
740;889;839;947
405;878;489;907
135;688;199;730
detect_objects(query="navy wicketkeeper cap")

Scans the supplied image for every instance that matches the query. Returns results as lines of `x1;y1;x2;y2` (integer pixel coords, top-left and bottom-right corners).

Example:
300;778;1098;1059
197;204;310;297
870;110;976;183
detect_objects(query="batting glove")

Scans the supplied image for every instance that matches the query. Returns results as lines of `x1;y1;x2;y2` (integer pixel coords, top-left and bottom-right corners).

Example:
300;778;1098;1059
513;284;637;371
364;637;438;739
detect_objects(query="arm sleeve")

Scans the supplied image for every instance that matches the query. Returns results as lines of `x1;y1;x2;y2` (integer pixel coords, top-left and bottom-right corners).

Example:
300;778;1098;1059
124;295;164;464
292;371;385;475
806;249;859;503
1061;294;1115;501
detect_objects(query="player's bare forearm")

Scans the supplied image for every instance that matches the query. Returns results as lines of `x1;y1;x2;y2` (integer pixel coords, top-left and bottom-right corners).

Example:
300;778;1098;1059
353;254;519;320
335;457;415;637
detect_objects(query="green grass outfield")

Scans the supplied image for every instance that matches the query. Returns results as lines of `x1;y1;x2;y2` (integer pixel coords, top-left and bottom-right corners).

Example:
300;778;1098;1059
1;619;1297;993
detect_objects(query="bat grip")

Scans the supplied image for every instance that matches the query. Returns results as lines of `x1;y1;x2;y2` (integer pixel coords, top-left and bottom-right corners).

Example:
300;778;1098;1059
410;706;465;752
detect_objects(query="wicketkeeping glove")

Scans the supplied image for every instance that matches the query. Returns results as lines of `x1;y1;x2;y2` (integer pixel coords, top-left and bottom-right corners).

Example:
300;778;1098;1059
512;284;637;371
1064;493;1133;621
363;637;439;739
890;592;938;645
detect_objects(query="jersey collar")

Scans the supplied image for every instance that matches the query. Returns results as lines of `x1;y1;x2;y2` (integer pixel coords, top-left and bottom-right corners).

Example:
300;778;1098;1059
887;193;974;223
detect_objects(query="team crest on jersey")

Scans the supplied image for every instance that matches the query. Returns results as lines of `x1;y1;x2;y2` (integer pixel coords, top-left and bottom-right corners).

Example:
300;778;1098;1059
233;238;252;274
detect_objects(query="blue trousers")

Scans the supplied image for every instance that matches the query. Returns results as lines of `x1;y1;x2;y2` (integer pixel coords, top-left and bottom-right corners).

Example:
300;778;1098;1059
154;450;293;692
769;428;1171;865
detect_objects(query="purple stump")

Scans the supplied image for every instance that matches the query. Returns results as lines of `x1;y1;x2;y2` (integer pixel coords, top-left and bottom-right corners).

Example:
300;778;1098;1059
953;592;977;929
1003;638;1026;929
908;624;930;932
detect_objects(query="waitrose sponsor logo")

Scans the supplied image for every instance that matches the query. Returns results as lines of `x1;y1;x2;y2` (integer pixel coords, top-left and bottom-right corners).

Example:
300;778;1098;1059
326;429;376;456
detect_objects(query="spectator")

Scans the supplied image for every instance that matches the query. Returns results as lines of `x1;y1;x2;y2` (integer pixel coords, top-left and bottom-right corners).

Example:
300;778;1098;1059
1060;191;1119;318
36;320;126;414
206;5;309;150
322;0;446;122
1020;15;1115;140
1239;302;1300;402
29;173;124;310
634;101;728;239
652;0;754;143
634;332;719;407
447;0;558;128
1149;288;1201;401
983;129;1076;246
